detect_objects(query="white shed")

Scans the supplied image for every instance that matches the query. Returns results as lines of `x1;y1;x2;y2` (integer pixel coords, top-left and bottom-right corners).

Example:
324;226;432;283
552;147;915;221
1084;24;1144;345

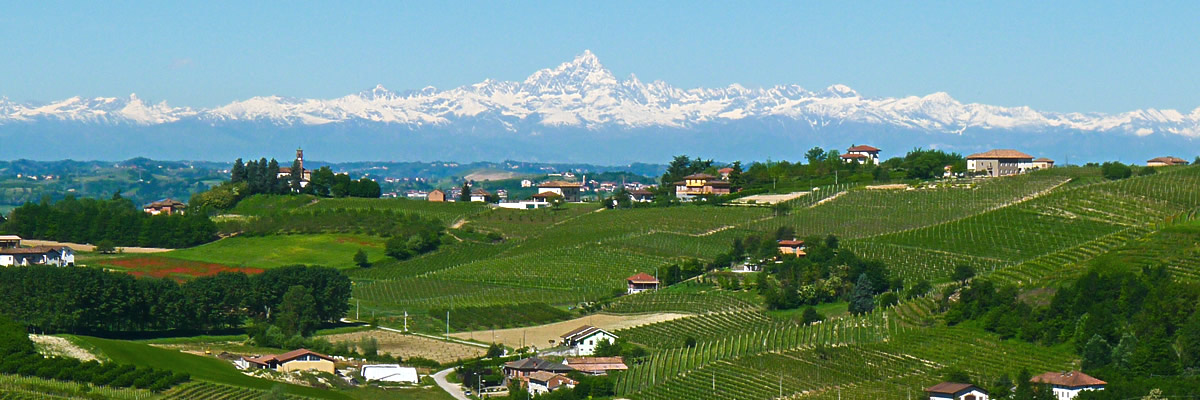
361;364;419;384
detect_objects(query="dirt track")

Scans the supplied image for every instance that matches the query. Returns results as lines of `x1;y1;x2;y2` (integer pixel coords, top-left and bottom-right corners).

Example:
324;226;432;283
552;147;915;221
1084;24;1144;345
21;239;172;254
449;312;688;350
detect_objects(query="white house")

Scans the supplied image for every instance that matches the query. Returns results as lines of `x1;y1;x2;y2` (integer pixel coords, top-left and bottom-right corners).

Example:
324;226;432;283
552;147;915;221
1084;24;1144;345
470;188;491;203
520;179;533;188
537;181;582;202
1030;371;1106;400
966;149;1036;177
527;371;576;395
361;364;419;384
560;325;618;356
926;382;989;400
496;200;552;210
0;246;75;267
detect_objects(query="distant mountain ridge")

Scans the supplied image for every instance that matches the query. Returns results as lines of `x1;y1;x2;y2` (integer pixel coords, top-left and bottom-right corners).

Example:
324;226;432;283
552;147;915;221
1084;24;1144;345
1;50;1197;163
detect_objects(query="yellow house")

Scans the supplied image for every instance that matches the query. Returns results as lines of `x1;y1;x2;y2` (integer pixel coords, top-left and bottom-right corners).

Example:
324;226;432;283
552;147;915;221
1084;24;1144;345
243;349;335;374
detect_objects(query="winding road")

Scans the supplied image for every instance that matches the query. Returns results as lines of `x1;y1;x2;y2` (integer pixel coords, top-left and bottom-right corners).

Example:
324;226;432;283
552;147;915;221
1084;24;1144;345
433;367;470;400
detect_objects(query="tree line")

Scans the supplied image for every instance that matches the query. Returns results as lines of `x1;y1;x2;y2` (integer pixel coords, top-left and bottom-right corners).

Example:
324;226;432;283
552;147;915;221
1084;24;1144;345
0;265;350;334
0;194;217;248
0;315;190;392
945;264;1200;398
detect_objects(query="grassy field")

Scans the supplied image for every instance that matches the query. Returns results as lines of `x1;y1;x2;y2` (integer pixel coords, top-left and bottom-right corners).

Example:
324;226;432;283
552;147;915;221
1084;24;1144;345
72;336;349;400
163;234;387;270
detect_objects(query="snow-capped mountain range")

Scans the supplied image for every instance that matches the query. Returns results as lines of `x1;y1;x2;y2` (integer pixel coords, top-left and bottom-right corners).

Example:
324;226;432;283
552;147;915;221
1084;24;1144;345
1;50;1197;163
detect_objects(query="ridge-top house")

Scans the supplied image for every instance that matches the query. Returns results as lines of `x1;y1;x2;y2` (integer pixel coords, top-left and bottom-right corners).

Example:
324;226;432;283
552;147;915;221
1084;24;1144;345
559;325;618;356
1147;156;1189;167
276;149;312;188
143;199;186;215
840;145;882;165
470;188;492;202
527;371;576;396
674;173;731;200
1033;158;1056;170
926;382;989;400
239;349;335;374
1029;371;1106;400
538;181;582;202
627;272;659;294
966;149;1036;177
0;246;75;267
427;189;446;202
629;188;655;203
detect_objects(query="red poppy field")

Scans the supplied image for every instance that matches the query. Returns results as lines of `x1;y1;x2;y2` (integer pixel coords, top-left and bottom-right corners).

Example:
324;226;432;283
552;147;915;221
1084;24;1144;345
103;257;265;280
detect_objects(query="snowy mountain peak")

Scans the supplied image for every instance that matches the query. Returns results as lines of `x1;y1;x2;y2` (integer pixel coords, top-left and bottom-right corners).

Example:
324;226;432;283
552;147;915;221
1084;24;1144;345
523;50;618;93
821;84;859;98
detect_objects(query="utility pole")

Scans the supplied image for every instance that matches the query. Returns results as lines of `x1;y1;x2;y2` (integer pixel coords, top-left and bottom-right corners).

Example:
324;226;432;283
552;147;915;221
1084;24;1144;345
446;310;450;336
356;299;360;320
403;310;408;332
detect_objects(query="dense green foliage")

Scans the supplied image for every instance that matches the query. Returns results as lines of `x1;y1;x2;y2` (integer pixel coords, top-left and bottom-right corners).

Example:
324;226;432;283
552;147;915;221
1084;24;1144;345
0;265;349;333
0;194;217;248
0;315;189;392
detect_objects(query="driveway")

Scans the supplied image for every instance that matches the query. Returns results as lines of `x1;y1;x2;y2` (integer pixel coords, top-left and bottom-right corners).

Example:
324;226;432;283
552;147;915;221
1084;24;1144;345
433;367;470;400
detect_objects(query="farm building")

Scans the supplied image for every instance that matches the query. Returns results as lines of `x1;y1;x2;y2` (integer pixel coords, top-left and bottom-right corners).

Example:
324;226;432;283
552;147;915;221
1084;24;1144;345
361;364;419;384
527;371;576;395
0;246;75;267
239;349;335;374
143;199;186;215
1147;156;1189;167
560;325;618;356
840;145;881;165
925;382;989;400
538;181;583;202
1034;158;1055;169
276;148;312;188
564;357;627;375
1029;371;1106;399
777;239;806;257
629;188;655;203
674;173;731;200
470;188;492;202
966;149;1036;177
627;272;659;294
427;189;446;202
521;179;533;187
0;235;21;249
503;357;574;384
497;200;553;210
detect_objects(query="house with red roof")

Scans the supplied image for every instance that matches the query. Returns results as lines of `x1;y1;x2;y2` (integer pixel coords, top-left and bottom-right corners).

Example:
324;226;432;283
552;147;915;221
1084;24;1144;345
674;173;731;200
777;239;806;257
564;357;627;375
627;272;659;294
527;371;577;395
1147;156;1189;167
1030;371;1106;399
1034;157;1056;170
926;382;989;400
840;145;882;165
239;349;335;374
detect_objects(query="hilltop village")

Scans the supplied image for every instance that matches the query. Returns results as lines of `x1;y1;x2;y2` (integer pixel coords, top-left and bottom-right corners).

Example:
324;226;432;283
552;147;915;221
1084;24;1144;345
0;145;1198;400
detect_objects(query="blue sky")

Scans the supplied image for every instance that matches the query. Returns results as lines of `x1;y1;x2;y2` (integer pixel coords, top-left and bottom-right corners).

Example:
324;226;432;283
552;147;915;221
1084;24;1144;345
1;1;1198;113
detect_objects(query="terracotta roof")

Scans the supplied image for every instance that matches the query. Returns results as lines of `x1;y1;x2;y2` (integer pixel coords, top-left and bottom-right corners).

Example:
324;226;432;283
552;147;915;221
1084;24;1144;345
565;357;627;372
1034;158;1055;162
471;188;491;196
429;189;444;194
528;371;576;387
840;153;868;159
504;357;574;372
561;325;615;342
246;349;333;365
627;272;658;284
925;382;984;395
539;181;583;188
966;149;1035;160
532;191;562;199
1030;371;1106;387
718;168;735;174
0;235;22;241
777;240;804;247
145;199;186;209
682;173;717;180
847;145;881;152
1147;156;1188;164
629;189;653;196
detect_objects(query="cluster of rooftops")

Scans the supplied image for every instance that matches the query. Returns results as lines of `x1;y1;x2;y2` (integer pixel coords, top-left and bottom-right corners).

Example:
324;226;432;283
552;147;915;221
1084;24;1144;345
927;370;1105;400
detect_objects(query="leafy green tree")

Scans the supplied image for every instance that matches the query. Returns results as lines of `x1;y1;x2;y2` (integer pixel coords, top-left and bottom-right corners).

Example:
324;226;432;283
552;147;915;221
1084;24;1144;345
275;285;318;337
849;274;876;315
801;307;824;324
485;343;504;358
1101;161;1133;180
1179;310;1200;369
1082;334;1111;371
952;264;976;284
804;147;826;165
877;292;899;308
941;368;971;384
353;249;369;268
231;158;246;183
906;279;932;299
95;239;117;254
459;182;471;202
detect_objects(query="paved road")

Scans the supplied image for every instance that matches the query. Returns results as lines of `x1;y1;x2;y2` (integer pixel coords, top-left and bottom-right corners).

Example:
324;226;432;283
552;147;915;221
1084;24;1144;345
433;367;470;400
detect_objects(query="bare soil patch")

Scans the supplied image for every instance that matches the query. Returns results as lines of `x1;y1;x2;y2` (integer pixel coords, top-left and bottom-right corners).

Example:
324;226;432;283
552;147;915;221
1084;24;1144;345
22;239;171;254
449;312;688;350
320;329;486;364
30;335;99;362
732;191;810;205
